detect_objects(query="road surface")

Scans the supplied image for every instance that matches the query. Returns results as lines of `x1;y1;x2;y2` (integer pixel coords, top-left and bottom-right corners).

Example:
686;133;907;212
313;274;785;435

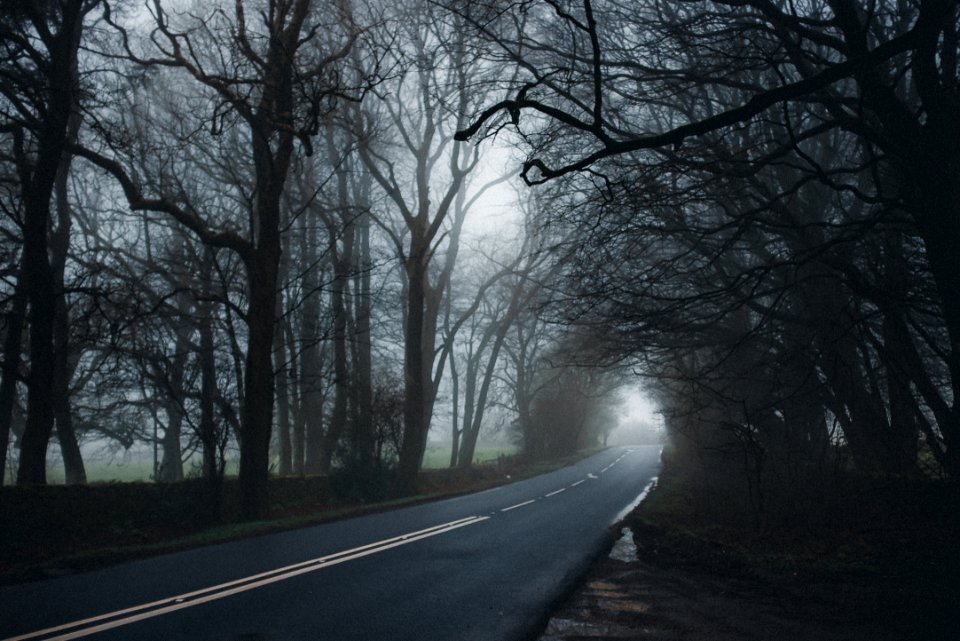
0;446;660;641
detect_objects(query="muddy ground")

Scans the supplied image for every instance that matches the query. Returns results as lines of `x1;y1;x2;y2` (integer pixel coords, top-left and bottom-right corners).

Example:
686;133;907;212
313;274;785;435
539;504;958;641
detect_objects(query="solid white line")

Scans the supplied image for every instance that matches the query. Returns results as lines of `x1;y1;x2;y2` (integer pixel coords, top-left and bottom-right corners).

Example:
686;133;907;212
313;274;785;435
613;477;659;523
500;500;535;512
544;488;565;497
6;517;481;640
570;480;585;488
3;516;488;641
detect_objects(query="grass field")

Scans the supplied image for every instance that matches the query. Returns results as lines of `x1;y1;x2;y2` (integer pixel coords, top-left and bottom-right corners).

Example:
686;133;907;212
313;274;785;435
421;445;517;469
48;459;155;484
8;445;517;485
18;449;240;485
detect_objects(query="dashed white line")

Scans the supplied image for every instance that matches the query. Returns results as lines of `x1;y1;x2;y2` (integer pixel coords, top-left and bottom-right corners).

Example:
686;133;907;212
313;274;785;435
500;499;536;512
570;480;585;488
545;488;565;497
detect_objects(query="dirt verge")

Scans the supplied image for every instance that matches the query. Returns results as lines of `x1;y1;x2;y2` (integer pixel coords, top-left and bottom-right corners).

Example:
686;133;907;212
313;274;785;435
538;476;960;641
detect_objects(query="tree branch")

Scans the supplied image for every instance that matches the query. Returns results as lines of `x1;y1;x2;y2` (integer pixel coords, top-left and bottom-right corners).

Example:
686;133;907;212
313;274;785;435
456;28;918;185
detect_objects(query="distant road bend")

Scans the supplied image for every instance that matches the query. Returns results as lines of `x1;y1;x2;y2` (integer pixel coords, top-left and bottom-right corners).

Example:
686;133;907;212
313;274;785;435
0;446;661;641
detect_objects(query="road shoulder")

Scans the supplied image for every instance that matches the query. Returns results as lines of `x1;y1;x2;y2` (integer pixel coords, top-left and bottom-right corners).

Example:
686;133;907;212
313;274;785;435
537;485;959;641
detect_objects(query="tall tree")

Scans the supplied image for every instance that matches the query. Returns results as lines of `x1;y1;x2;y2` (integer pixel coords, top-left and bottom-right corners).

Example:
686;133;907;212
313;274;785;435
78;0;362;516
358;1;501;493
457;0;960;478
1;0;102;484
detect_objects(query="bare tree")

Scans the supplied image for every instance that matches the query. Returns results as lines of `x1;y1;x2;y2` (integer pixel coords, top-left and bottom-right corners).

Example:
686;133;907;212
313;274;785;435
444;225;558;467
77;0;362;516
455;0;960;476
357;0;506;493
0;0;105;484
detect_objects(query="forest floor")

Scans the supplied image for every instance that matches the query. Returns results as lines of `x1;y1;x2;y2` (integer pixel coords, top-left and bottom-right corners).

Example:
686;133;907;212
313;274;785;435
0;452;587;586
537;469;960;641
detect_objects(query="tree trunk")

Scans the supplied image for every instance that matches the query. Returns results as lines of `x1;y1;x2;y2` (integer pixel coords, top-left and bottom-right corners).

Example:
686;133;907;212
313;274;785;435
51;287;85;486
159;397;185;482
818;335;890;473
198;332;218;480
275;272;292;477
49;53;85;485
292;401;306;475
319;269;350;473
197;269;222;519
350;204;374;472
459;276;526;468
301;347;324;475
238;247;279;518
881;14;960;475
299;219;325;475
319;180;355;473
875;235;920;477
275;324;292;477
16;2;85;486
346;138;376;472
449;350;460;468
233;0;314;517
396;257;430;495
513;326;537;460
912;174;960;478
18;226;58;486
157;311;192;483
0;280;25;483
48;101;85;483
458;338;480;468
283;317;302;475
458;326;509;468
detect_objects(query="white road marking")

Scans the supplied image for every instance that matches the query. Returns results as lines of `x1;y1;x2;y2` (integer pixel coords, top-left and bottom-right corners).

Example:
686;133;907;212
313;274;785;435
544;488;565;497
613;477;659;522
570;480;585;487
500;500;536;512
587;473;598;479
2;516;488;641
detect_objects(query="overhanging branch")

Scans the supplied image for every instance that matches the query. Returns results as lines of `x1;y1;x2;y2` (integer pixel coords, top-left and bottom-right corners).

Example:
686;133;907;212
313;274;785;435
456;29;918;185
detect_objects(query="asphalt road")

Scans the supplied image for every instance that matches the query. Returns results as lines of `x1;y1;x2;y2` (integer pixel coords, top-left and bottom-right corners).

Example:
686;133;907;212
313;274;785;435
0;446;661;641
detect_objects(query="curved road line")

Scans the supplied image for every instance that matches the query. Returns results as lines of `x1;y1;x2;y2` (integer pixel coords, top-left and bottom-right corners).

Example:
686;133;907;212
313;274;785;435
3;516;489;641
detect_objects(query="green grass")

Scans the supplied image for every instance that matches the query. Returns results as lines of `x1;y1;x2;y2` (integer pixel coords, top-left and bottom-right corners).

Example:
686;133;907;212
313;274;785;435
46;459;155;484
39;456;241;485
421;445;517;469
36;447;513;484
13;444;516;485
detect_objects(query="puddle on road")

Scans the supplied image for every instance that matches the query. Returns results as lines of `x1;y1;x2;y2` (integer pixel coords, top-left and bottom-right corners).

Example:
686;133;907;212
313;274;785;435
608;527;638;563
